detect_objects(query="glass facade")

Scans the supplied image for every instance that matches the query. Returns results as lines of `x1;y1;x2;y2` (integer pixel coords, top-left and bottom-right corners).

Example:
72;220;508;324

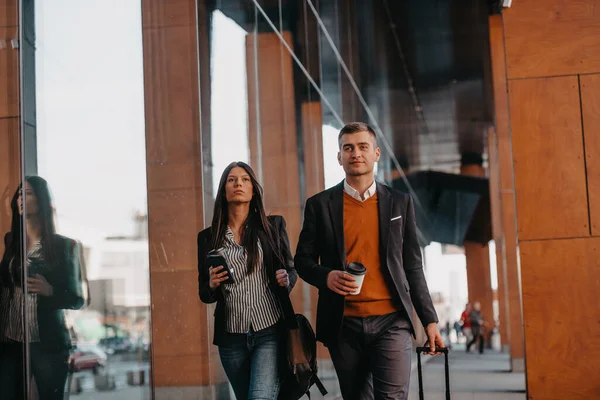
2;0;490;398
2;0;151;398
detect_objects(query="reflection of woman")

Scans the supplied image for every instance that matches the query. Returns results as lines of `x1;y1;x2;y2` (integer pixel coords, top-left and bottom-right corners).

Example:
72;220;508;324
198;162;297;400
0;176;84;400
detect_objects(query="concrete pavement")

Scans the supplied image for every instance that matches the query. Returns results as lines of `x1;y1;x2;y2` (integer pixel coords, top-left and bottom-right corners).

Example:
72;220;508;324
407;344;526;400
65;344;526;399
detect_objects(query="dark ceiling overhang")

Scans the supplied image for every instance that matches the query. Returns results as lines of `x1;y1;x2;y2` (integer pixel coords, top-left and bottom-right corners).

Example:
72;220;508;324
393;170;492;247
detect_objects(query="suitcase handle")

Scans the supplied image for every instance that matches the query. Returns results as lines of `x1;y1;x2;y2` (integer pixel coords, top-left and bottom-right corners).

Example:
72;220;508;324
415;346;449;354
415;346;450;400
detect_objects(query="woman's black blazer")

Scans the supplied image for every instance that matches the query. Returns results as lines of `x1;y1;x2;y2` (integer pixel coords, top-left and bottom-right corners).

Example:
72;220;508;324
197;215;297;346
1;233;85;351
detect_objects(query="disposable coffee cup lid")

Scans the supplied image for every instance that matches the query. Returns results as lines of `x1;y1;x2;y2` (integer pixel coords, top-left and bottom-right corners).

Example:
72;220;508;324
346;262;366;275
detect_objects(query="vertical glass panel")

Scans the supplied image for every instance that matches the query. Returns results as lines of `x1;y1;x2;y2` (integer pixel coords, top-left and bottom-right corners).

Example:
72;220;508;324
210;9;250;196
17;0;152;398
206;1;346;398
321;125;345;189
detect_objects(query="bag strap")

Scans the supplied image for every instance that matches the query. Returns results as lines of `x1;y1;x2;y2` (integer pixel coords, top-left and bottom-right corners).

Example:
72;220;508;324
313;376;328;395
271;219;299;330
300;375;329;398
280;290;297;329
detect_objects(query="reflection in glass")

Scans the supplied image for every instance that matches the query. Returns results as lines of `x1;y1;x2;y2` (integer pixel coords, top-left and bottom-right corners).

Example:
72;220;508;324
322;125;347;189
0;176;84;400
211;10;250;196
17;0;152;398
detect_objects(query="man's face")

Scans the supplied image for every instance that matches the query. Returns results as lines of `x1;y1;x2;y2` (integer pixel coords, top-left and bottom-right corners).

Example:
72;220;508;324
337;131;380;177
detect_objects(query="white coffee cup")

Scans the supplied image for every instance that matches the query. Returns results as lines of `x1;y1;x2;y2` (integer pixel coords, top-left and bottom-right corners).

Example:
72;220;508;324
346;262;367;295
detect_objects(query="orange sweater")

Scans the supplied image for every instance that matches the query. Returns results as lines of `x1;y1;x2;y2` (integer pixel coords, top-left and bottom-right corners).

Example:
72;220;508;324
343;192;398;317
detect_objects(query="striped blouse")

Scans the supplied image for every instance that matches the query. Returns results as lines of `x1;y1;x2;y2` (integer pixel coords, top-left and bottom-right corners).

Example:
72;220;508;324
220;227;281;333
0;241;42;342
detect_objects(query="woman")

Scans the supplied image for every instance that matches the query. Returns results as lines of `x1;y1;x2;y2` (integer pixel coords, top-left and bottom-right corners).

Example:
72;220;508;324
198;162;297;400
0;176;84;400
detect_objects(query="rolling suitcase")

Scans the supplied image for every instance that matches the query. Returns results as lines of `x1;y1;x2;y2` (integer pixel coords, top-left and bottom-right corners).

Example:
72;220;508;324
415;347;450;400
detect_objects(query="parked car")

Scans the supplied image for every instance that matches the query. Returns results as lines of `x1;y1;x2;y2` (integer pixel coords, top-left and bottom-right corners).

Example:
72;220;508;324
70;344;107;374
99;336;134;354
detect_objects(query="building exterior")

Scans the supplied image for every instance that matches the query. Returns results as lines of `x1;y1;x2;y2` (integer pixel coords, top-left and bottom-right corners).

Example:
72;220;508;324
1;0;599;398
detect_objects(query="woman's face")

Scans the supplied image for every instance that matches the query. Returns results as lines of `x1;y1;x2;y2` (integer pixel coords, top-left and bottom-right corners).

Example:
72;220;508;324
225;167;254;204
17;182;39;217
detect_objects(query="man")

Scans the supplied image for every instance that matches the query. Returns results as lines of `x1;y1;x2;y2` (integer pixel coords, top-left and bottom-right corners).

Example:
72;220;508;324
295;122;443;399
466;301;484;354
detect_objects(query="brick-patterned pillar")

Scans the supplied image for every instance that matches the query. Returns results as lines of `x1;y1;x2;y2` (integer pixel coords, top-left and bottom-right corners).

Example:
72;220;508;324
487;126;510;351
301;102;324;203
300;101;329;361
246;31;304;313
142;1;227;397
0;0;21;242
461;156;495;344
493;3;600;396
488;14;525;371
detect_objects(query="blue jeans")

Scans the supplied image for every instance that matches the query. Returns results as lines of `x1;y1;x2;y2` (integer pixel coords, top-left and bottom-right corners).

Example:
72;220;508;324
218;325;281;400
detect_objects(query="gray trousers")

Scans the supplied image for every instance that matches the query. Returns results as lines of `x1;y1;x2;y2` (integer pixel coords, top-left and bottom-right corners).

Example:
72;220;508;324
327;312;413;400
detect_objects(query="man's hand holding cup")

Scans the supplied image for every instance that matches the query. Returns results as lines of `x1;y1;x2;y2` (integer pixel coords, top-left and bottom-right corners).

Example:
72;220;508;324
326;262;367;296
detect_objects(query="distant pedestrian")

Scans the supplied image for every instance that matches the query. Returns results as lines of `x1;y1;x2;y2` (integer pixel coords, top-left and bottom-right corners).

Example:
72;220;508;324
466;302;484;354
460;303;472;343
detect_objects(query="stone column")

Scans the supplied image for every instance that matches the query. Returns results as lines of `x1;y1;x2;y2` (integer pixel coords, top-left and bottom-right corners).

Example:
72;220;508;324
461;154;495;345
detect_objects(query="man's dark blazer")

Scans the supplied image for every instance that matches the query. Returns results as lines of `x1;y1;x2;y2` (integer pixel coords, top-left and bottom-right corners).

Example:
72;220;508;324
1;233;85;351
294;181;438;345
197;215;298;346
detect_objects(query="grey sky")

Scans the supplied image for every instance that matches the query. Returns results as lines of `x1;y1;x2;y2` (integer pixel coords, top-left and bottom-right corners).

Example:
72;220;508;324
36;0;147;236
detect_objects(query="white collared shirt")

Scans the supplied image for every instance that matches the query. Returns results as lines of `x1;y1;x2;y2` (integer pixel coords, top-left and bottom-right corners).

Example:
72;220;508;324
344;179;377;202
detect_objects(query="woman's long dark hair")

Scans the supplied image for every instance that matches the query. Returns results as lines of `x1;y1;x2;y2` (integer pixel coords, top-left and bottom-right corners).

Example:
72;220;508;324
210;162;282;273
0;176;56;287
